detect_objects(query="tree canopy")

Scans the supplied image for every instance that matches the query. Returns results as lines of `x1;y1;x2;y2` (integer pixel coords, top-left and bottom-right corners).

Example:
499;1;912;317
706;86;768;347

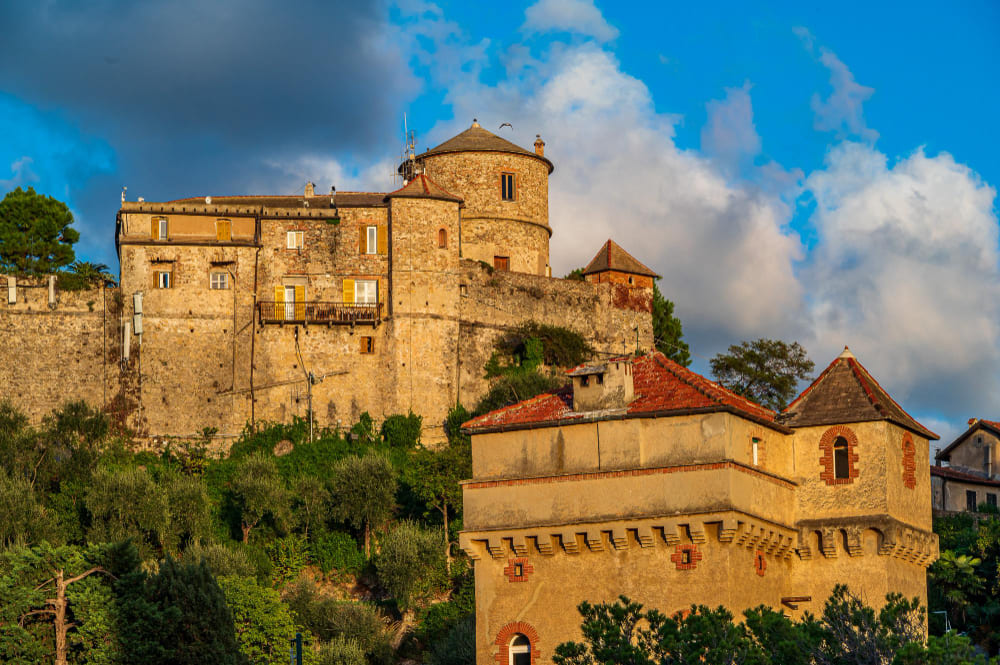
709;338;815;411
0;187;79;276
652;283;690;366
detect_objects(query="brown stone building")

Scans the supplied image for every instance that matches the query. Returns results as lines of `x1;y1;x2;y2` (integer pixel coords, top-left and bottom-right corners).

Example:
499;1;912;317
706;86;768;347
0;121;654;443
932;419;1000;513
460;348;938;665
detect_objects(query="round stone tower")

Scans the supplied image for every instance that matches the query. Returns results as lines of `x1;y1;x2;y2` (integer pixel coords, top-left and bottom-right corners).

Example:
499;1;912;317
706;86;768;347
411;119;554;276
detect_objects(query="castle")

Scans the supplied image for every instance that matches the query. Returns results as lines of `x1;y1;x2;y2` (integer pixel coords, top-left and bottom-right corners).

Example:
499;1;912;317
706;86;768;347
1;121;654;442
460;349;939;665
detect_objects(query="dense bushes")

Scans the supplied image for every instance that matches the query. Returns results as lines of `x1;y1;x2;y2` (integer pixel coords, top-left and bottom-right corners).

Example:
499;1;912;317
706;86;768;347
0;400;475;665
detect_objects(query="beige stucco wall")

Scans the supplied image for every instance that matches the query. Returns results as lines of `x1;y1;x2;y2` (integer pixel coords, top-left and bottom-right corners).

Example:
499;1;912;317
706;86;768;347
932;475;1000;512
946;428;999;478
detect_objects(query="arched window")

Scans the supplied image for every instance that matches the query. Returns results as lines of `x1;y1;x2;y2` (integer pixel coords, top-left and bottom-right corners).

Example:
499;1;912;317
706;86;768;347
438;228;448;248
510;634;531;665
833;437;849;479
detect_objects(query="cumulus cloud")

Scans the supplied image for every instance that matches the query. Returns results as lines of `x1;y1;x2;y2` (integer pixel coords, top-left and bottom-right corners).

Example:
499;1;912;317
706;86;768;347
700;82;762;178
522;0;619;42
0;0;418;264
802;142;1000;416
795;27;878;142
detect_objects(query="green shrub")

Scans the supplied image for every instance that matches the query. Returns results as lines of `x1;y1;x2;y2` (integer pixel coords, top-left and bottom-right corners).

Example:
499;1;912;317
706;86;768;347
350;413;377;445
381;412;422;449
493;321;592;368
316;636;367;665
184;542;256;578
264;535;311;587
312;531;365;579
375;521;448;611
426;615;475;665
286;583;392;664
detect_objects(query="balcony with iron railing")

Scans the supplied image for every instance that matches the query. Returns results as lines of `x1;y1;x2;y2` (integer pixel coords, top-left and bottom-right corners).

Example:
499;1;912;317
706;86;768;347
257;301;383;326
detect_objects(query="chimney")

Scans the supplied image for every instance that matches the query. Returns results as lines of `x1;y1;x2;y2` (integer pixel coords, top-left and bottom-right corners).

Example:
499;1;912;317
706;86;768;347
534;134;545;157
304;182;315;197
569;358;634;412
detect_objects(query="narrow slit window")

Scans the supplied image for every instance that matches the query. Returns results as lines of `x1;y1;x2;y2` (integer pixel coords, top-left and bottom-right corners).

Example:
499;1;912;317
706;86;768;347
752;438;760;466
833;437;849;479
501;173;516;201
438;228;448;248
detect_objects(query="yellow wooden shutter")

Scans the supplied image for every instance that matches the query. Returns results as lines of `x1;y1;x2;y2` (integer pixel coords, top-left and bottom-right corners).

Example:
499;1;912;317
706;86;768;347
151;218;157;239
217;220;230;241
274;286;284;320
342;279;355;304
358;226;366;254
377;225;387;254
294;285;305;320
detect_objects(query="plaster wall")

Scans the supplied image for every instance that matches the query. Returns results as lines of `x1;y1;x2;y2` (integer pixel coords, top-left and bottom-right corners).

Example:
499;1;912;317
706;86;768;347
947;428;1000;477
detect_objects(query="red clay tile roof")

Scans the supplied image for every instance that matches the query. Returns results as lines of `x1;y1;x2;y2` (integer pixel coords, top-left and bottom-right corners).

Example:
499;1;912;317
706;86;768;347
930;465;1000;488
582;239;660;278
936;418;1000;462
415;120;554;173
384;174;463;204
170;193;387;208
781;348;938;439
462;352;783;433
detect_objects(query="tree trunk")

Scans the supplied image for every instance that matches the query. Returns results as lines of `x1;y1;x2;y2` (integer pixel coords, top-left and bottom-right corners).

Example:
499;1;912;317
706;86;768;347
364;521;370;558
443;506;452;576
241;523;251;543
53;570;68;665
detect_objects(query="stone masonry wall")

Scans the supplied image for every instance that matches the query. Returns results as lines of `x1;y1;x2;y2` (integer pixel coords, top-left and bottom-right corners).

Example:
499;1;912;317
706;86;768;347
0;278;120;425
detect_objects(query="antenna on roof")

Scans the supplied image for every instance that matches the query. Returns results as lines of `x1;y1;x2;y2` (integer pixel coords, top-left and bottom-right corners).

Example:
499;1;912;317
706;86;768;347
399;112;419;185
121;186;127;203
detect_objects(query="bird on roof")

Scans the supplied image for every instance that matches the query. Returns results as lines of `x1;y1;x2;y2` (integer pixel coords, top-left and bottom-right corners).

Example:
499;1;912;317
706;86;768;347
499;122;513;131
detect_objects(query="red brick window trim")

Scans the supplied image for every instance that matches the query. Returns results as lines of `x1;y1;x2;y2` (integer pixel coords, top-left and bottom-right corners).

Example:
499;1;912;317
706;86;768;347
901;433;916;489
819;425;859;486
503;557;534;582
494;622;539;665
670;544;703;570
754;550;767;576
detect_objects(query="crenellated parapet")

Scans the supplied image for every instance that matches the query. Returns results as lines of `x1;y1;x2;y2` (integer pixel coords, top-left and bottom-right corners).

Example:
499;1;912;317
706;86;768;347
795;516;938;566
460;511;799;562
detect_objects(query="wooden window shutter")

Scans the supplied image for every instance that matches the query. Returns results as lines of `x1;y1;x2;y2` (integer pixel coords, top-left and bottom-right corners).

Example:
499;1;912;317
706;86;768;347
358;226;366;254
342;279;355;304
378;225;388;254
274;286;284;320
150;218;158;238
217;220;231;241
294;285;305;320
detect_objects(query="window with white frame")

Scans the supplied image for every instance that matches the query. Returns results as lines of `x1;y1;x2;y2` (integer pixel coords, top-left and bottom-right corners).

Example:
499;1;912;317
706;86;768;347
355;279;377;304
210;271;229;290
366;226;377;254
156;271;171;289
158;218;169;240
286;231;304;250
509;635;530;665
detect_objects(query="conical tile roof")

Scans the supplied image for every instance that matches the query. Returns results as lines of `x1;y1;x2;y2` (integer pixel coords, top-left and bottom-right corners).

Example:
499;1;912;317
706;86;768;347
781;347;937;439
416;120;554;173
582;239;660;278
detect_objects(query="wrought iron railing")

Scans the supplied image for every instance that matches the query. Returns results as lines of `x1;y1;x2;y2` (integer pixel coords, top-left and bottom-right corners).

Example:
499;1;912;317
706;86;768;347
257;301;382;325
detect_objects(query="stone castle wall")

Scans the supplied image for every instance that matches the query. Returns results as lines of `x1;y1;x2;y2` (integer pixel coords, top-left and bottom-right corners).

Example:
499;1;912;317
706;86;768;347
0;278;120;425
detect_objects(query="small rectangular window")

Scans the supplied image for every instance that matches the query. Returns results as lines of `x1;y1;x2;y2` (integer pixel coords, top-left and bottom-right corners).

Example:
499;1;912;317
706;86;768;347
158;218;168;240
359;336;374;354
156;271;171;289
210;272;229;290
494;256;509;271
501;172;515;201
752;438;760;466
988;493;997;508
286;231;304;249
967;490;978;512
366;226;378;254
355;279;378;304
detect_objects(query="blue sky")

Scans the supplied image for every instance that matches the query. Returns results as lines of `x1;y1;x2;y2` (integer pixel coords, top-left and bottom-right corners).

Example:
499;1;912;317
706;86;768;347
1;0;998;443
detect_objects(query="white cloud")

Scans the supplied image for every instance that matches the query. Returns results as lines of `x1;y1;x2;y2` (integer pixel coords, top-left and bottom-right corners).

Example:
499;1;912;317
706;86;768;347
260;155;397;196
802;142;1000;415
796;27;878;142
0;156;39;189
700;82;761;178
522;0;619;42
